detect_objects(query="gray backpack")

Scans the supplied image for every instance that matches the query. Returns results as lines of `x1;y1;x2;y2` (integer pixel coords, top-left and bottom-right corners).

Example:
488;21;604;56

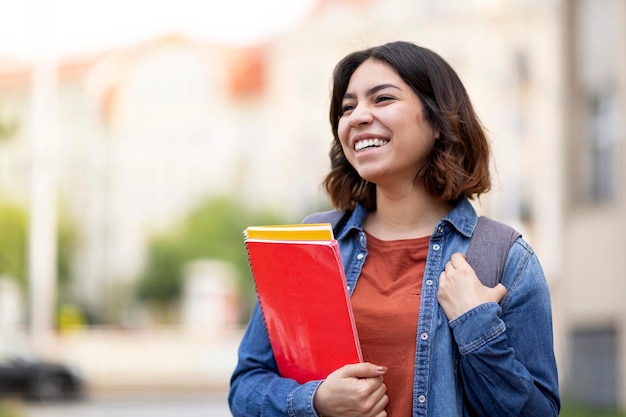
302;210;521;288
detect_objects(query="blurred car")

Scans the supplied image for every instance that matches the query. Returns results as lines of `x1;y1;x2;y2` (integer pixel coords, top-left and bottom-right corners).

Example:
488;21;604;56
0;336;84;402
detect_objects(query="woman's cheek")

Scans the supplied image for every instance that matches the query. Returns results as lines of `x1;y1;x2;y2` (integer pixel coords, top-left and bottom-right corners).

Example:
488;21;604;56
337;121;351;149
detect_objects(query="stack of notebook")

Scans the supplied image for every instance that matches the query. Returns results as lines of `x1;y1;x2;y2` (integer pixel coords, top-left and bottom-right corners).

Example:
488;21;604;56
243;223;362;383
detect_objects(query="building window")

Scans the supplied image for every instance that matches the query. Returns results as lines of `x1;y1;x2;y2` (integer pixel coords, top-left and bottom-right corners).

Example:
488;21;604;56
566;326;619;409
569;0;624;205
587;85;621;201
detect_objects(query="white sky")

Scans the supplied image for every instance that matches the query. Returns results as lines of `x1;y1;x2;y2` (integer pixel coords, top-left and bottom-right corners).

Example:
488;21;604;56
0;0;318;60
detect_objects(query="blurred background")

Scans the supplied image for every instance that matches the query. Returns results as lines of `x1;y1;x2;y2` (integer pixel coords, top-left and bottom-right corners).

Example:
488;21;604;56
0;0;624;416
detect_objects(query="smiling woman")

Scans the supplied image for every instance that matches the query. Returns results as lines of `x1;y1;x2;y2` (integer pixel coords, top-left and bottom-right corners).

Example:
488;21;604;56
0;0;317;59
229;41;560;417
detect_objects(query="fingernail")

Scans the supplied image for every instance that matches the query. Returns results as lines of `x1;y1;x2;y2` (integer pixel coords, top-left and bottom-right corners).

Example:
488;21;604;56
376;366;388;373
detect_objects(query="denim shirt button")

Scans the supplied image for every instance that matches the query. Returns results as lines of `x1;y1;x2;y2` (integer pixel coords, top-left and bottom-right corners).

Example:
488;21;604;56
432;244;441;251
420;333;429;340
437;226;444;233
426;279;433;285
418;395;426;403
356;253;364;260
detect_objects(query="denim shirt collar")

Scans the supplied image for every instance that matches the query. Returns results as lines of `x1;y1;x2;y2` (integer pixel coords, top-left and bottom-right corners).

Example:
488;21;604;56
441;196;478;238
336;196;479;239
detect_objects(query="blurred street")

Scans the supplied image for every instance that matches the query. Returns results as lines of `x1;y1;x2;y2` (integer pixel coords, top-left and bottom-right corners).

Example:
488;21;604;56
22;391;231;417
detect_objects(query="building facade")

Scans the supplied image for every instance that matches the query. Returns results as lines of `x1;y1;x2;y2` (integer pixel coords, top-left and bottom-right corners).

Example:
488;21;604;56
561;0;626;408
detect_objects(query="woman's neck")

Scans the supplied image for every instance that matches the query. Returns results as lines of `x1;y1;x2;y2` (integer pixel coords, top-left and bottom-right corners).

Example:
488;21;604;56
364;187;453;240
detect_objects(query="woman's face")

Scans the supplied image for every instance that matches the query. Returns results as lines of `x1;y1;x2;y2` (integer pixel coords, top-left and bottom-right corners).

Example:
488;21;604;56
337;58;438;189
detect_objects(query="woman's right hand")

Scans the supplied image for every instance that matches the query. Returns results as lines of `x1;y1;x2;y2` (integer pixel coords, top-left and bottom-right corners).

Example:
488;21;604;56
313;362;389;417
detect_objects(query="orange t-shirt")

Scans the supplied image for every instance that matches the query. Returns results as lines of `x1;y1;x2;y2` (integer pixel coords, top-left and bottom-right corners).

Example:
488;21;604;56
350;232;430;417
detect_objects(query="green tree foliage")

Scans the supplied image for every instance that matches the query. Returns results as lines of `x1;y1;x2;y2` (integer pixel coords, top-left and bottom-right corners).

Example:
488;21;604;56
0;106;18;142
0;400;24;417
56;211;78;298
136;196;286;314
0;198;76;293
0;201;27;286
560;401;626;417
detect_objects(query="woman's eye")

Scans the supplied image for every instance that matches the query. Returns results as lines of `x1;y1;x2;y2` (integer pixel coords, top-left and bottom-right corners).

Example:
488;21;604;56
341;104;355;114
376;95;394;103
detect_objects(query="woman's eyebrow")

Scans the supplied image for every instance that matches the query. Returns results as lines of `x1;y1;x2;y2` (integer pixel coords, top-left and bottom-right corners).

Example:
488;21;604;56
343;83;401;100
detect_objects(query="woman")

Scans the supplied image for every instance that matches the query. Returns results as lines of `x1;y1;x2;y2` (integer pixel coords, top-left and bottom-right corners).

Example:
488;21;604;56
229;41;560;417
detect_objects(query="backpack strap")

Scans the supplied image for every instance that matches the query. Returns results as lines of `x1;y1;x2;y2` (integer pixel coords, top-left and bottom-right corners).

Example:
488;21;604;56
302;210;520;288
466;216;521;288
301;209;347;235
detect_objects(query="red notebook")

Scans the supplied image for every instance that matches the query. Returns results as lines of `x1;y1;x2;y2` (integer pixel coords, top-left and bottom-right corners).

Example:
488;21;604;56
244;224;363;384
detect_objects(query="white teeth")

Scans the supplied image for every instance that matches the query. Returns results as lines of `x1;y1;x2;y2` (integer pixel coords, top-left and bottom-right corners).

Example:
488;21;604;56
355;138;389;151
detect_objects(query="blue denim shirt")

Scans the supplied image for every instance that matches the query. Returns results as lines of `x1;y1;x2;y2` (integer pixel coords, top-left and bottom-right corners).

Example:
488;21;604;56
229;197;560;416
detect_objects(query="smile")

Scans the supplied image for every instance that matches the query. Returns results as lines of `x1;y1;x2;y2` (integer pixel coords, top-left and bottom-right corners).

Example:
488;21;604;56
354;138;389;152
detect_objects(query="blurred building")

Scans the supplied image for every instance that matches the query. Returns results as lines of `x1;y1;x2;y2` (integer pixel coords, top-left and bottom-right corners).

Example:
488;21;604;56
0;36;330;316
0;0;624;408
561;0;626;409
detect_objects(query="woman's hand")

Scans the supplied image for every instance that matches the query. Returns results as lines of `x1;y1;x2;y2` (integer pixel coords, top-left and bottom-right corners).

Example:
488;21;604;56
314;362;389;417
437;253;507;320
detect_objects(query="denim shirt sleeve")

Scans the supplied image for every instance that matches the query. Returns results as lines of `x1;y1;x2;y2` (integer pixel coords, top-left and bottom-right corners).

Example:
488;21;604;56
228;303;323;417
448;238;560;417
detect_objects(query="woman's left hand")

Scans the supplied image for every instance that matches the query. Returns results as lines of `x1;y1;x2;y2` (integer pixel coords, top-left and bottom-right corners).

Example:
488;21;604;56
437;253;507;320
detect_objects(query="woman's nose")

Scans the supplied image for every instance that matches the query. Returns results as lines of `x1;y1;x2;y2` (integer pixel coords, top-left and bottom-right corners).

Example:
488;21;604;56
348;104;373;126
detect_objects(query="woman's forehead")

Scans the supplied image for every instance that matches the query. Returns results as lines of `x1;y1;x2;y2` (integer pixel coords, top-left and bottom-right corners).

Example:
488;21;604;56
345;60;405;93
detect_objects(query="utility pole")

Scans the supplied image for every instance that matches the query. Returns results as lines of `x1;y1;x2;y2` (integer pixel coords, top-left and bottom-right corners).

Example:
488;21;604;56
28;0;58;347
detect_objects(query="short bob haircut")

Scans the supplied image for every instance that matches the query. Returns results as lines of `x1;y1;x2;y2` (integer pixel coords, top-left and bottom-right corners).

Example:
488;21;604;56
323;41;491;211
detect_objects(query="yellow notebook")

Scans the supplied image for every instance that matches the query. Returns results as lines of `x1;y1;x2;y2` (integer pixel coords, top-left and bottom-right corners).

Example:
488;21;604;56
243;223;334;241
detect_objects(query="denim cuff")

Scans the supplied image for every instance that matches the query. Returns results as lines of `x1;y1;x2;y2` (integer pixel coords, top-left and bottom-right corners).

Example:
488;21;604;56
287;380;324;417
449;302;506;354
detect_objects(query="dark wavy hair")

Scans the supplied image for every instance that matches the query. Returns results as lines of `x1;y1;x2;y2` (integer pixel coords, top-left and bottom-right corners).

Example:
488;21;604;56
323;41;491;211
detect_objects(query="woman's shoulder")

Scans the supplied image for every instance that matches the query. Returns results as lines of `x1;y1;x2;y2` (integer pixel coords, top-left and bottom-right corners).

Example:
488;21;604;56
301;207;365;238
